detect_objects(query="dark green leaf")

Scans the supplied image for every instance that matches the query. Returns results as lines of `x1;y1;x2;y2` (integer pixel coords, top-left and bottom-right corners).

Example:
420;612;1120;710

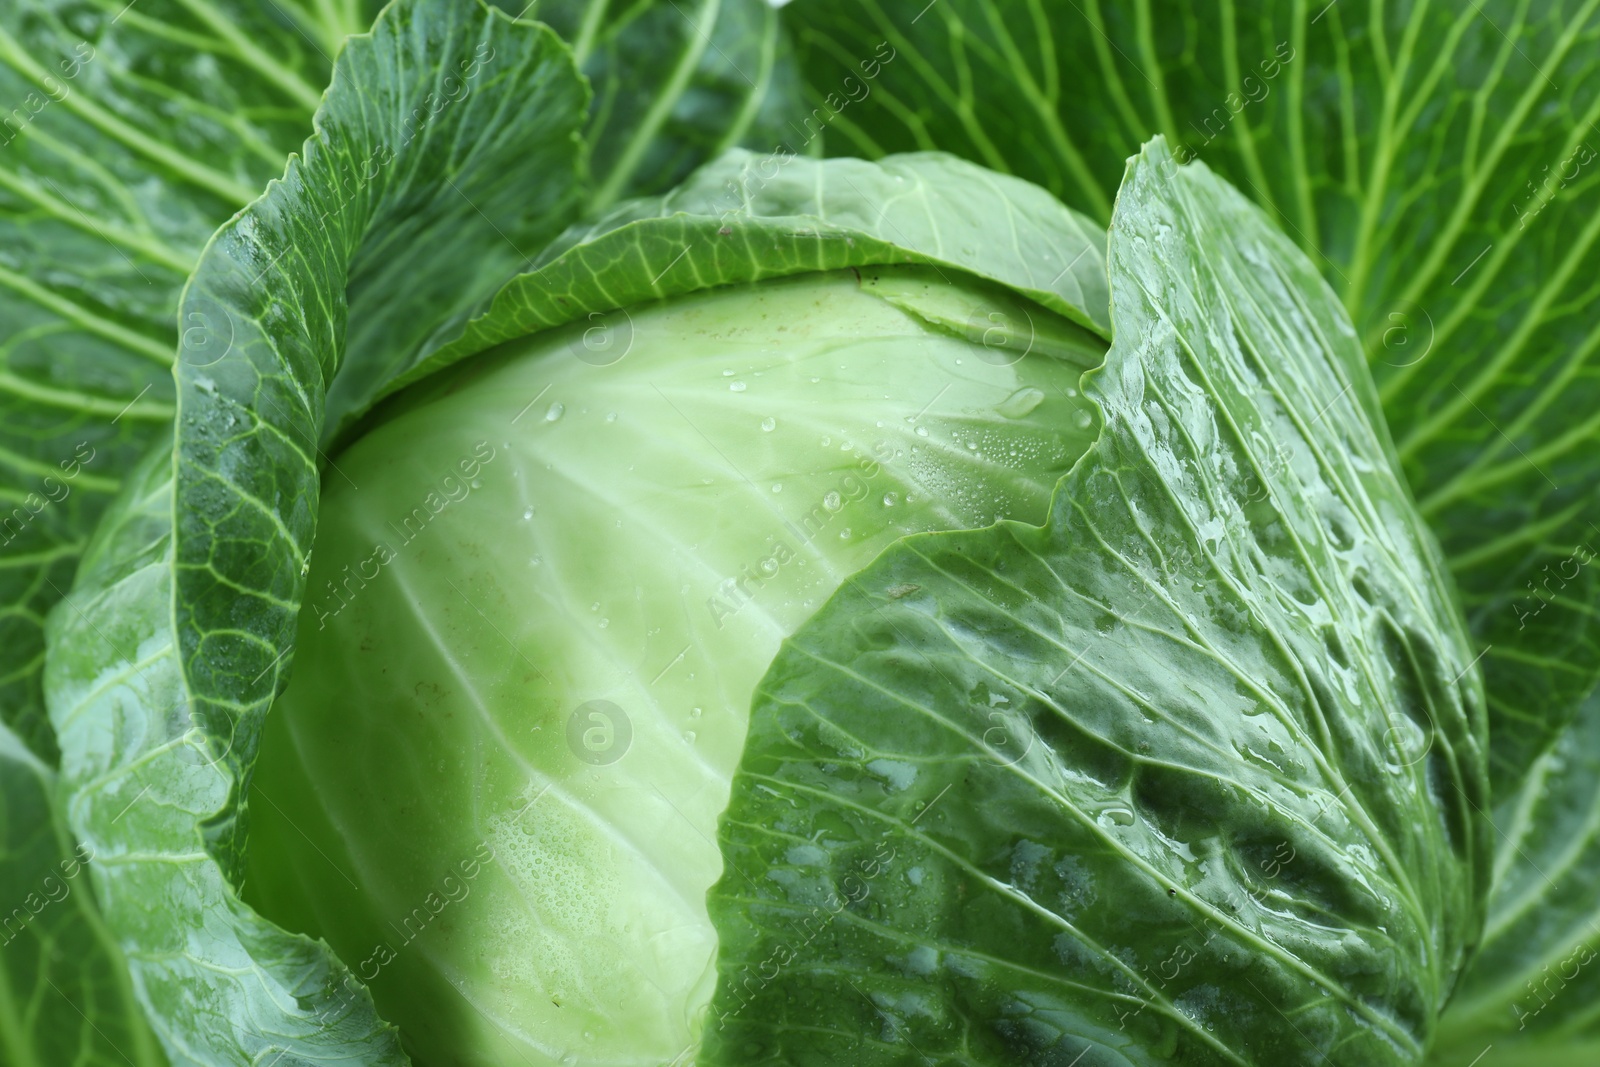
388;146;1109;398
0;717;165;1067
2;0;803;759
782;0;1600;793
0;0;380;759
509;0;805;210
42;1;589;1062
1429;687;1600;1065
703;139;1488;1067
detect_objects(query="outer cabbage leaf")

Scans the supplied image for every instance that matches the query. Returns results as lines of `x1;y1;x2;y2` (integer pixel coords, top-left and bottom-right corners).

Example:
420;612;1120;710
1426;687;1600;1066
782;0;1600;796
702;139;1488;1066
0;0;382;760
1;0;802;760
0;717;164;1067
0;2;373;1056
387;146;1110;398
323;0;806;424
512;0;804;210
41;1;590;1063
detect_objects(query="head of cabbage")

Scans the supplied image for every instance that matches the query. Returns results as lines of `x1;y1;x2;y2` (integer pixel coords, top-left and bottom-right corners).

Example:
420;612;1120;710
29;40;1489;1054
245;258;1106;1066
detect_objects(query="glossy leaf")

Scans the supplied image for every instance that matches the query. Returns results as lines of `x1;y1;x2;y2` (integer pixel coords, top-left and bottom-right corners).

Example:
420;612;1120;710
1;0;802;759
0;0;379;759
703;139;1489;1066
42;1;590;1063
782;0;1600;794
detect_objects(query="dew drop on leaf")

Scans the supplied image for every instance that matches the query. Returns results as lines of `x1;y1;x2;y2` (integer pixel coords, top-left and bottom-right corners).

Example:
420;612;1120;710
996;386;1045;418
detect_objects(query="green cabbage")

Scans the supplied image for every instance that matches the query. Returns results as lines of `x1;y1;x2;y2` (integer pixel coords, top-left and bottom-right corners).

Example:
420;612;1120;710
9;2;1600;1066
248;267;1100;1066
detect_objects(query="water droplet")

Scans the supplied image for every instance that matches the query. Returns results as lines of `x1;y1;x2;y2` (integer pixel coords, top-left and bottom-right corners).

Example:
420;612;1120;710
721;369;735;377
1073;409;1094;430
604;411;617;423
882;493;899;507
522;507;535;520
771;482;783;493
823;490;842;510
1099;806;1136;827
915;426;929;437
761;416;776;432
729;380;747;392
820;436;831;447
839;527;852;539
690;706;703;718
683;730;697;743
597;618;609;629
544;402;564;422
996;386;1046;418
966;440;979;451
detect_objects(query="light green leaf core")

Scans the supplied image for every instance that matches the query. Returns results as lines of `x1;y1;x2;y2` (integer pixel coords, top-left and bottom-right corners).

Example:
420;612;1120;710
247;266;1102;1067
